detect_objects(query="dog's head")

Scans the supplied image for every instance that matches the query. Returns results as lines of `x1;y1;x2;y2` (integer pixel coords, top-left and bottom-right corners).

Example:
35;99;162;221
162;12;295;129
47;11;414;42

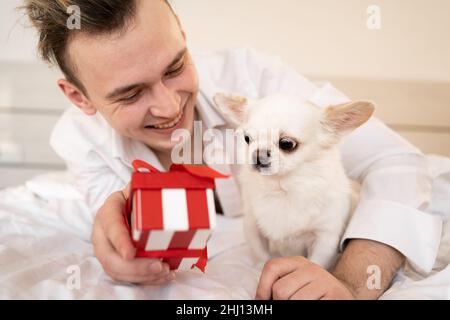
213;93;375;176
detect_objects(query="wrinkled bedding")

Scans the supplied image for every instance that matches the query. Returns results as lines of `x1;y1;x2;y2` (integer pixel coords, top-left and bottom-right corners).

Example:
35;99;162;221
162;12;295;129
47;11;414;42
0;155;449;299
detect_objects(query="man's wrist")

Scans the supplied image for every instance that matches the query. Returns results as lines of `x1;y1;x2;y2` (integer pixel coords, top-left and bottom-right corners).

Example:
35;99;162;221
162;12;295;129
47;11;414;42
332;274;359;299
332;239;405;300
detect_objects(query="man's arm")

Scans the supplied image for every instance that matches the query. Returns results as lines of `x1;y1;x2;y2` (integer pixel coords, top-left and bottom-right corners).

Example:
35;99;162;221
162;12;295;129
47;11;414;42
333;239;405;299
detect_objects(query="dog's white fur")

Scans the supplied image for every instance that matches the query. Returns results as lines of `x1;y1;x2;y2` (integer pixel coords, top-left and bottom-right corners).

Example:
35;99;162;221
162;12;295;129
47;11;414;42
213;93;374;270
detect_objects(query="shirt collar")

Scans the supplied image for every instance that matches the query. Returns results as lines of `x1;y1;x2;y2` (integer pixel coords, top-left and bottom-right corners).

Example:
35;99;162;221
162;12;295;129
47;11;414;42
111;129;165;171
196;90;227;130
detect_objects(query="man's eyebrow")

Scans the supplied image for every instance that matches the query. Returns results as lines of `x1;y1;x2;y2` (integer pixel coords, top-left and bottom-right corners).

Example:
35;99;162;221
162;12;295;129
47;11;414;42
105;83;144;101
166;47;188;70
105;48;188;101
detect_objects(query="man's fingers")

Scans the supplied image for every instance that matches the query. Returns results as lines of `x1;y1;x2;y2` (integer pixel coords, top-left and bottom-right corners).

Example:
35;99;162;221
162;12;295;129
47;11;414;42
105;218;136;260
290;280;327;300
255;257;308;300
99;190;135;260
108;258;171;284
96;229;171;283
122;183;131;200
108;257;171;284
142;271;176;286
272;270;313;300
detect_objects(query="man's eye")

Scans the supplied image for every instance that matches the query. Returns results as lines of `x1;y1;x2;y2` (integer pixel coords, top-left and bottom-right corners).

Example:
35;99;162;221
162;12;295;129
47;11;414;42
120;91;141;104
165;62;185;77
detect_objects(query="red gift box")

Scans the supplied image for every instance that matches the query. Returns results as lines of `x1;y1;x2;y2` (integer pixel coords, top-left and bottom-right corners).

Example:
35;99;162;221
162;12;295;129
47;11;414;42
126;160;228;272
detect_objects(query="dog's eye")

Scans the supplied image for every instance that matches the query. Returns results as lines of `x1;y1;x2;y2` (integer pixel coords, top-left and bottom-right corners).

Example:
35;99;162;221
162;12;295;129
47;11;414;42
244;135;251;144
278;138;297;152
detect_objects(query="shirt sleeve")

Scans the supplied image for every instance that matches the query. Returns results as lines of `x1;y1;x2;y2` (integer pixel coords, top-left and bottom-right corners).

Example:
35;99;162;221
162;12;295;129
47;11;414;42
49;109;127;216
63;153;127;216
243;47;443;274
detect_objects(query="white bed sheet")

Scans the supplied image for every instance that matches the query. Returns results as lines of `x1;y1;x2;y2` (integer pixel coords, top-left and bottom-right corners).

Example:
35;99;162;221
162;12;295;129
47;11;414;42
0;155;449;300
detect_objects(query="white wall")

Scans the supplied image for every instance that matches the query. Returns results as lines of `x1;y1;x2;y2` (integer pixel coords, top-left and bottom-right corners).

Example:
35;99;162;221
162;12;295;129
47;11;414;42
0;0;40;62
0;0;449;161
171;0;450;83
2;0;450;82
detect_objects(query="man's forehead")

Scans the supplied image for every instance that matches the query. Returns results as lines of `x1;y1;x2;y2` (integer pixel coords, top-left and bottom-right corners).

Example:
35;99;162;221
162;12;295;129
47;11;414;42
67;0;184;95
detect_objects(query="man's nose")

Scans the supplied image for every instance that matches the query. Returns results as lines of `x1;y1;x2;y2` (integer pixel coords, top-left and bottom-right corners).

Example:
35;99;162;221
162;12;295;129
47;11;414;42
148;81;180;119
252;149;271;168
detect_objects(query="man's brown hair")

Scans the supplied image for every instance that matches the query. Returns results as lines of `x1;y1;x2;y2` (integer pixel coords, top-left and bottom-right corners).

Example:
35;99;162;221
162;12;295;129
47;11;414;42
22;0;172;95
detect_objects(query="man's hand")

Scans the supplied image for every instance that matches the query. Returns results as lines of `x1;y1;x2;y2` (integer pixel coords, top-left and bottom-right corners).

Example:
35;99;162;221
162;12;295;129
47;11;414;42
255;239;405;300
92;185;175;285
255;256;355;300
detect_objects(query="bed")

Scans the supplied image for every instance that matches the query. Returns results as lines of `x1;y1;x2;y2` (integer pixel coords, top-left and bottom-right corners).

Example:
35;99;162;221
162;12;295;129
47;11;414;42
1;154;449;300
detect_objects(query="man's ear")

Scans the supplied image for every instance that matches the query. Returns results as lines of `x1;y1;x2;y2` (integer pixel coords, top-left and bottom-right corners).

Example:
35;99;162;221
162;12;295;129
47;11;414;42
57;79;97;116
213;92;248;126
322;101;375;137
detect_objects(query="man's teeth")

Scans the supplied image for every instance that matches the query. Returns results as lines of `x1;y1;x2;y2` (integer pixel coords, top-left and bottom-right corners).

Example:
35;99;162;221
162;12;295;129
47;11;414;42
150;111;183;129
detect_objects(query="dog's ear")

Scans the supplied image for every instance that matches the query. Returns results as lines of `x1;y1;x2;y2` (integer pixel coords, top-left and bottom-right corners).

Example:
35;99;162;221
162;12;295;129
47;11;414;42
213;93;248;126
322;101;375;137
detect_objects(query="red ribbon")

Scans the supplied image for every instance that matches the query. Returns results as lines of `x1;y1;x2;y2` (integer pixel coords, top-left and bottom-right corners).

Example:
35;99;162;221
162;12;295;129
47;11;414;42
131;172;216;190
135;248;208;272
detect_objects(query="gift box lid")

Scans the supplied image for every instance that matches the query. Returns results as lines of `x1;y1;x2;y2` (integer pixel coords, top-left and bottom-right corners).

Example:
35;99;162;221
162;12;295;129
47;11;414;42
130;160;229;190
128;160;229;233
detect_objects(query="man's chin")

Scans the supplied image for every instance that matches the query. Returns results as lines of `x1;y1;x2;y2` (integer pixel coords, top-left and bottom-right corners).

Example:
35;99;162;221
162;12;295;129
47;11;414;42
140;129;191;157
139;98;196;156
145;99;194;136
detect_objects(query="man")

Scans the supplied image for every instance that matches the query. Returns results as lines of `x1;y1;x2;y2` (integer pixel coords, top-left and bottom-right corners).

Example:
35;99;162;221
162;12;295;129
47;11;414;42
24;0;441;299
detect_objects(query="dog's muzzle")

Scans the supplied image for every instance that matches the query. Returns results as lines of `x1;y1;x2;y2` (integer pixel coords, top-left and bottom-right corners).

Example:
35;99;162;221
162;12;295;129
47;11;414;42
252;149;271;169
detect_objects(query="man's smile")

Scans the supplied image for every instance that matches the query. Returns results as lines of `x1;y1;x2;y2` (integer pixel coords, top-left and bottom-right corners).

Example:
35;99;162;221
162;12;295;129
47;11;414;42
146;109;184;129
144;98;190;134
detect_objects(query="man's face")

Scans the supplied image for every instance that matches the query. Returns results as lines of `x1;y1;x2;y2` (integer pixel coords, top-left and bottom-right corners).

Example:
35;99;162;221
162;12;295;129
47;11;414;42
68;0;198;153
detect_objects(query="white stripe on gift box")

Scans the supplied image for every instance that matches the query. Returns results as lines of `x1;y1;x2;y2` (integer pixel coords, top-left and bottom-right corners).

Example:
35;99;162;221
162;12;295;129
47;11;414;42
178;257;200;270
145;230;173;251
162;188;189;231
145;229;211;251
131;189;142;241
132;229;141;243
188;229;211;249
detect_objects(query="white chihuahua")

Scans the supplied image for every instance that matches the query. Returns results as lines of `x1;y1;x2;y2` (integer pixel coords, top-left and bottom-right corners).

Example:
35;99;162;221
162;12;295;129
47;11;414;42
213;93;375;270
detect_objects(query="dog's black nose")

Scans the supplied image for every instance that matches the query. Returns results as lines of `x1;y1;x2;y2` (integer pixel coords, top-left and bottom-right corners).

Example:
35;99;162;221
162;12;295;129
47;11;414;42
253;149;271;168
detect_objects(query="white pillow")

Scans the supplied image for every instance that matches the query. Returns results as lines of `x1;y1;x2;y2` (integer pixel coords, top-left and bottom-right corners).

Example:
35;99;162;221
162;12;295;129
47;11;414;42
25;171;83;200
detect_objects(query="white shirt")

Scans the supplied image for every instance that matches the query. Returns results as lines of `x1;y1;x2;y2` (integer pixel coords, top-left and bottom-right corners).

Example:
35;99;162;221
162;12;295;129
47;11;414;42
50;47;442;274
